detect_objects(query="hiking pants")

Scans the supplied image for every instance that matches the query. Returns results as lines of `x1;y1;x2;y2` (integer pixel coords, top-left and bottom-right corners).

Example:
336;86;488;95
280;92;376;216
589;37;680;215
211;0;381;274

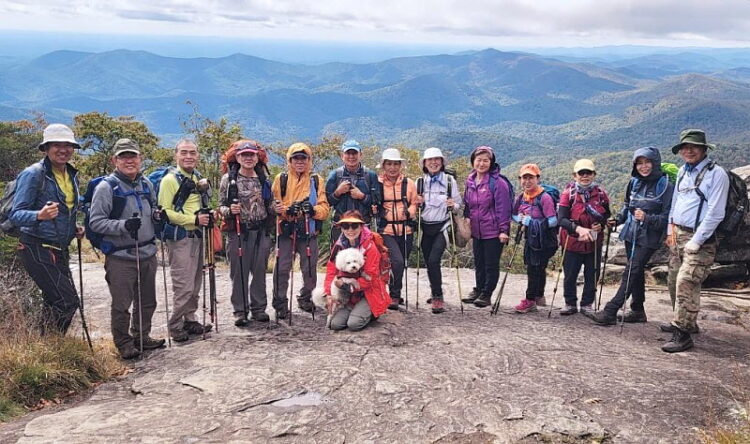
420;230;447;299
603;243;656;315
524;245;556;301
104;254;157;350
226;229;272;316
562;249;601;307
18;240;79;335
472;237;504;295
330;297;373;331
668;226;716;331
166;236;203;334
273;234;319;311
383;233;413;300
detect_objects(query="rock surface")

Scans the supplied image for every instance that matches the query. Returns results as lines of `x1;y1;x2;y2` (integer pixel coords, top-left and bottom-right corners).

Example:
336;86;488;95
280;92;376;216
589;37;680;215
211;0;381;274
2;262;749;443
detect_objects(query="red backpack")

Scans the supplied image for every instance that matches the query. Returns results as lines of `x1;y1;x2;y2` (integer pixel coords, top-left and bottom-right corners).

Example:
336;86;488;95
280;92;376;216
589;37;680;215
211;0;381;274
369;232;392;286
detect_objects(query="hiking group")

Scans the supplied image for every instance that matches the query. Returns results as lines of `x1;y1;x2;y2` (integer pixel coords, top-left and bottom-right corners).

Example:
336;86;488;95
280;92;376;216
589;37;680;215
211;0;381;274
5;124;745;359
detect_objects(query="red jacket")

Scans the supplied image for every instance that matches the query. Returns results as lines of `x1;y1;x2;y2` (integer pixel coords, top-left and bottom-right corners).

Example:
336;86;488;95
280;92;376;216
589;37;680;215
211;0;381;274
559;185;610;254
324;227;390;317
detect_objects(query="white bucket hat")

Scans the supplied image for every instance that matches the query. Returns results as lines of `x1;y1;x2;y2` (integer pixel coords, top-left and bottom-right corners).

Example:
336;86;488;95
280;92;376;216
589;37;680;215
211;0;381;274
38;124;80;151
420;147;445;170
379;148;405;168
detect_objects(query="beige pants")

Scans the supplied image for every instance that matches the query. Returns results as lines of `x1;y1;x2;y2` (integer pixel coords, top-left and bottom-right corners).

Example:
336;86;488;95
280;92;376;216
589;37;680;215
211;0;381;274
167;236;204;334
668;226;717;331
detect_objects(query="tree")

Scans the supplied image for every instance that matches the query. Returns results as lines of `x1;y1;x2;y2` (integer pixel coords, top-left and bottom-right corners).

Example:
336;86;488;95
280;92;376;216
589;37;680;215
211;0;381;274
0;116;46;182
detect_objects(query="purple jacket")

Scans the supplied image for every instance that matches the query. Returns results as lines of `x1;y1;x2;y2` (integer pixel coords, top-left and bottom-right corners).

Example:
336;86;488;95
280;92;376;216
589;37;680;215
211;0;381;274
464;168;512;239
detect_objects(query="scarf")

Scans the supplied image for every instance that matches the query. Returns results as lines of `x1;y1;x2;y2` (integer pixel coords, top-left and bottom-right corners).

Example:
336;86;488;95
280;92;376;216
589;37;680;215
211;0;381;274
523;185;543;203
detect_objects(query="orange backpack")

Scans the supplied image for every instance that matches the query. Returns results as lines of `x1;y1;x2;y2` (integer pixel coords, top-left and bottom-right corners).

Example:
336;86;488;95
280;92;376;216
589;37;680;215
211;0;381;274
369;232;392;286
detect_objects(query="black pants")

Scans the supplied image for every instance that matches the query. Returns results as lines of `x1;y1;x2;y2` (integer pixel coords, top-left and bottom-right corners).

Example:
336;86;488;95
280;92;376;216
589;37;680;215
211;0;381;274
603;243;656;315
383;233;413;299
563;249;601;307
473;237;504;295
524;246;556;301
18;241;80;334
420;230;447;298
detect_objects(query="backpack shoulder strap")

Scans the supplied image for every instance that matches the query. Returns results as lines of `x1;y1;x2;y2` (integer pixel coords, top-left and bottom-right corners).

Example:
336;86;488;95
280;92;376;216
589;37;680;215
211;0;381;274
416;177;424;195
280;172;289;199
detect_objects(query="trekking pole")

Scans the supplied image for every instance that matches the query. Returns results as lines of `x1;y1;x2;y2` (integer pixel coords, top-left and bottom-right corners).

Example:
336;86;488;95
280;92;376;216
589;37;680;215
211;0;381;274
159;238;172;347
207;213;218;333
234;201;249;326
547;235;570;318
288;220;298;327
619;221;641;334
415;206;422;311
201;222;208;340
304;212;315;321
447;211;464;315
273;203;282;325
76;238;93;351
491;225;524;316
596;225;613;311
403;219;409;312
130;212;145;354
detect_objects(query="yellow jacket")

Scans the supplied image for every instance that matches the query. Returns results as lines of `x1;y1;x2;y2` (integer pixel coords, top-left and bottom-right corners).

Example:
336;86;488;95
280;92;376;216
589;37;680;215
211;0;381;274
158;166;202;230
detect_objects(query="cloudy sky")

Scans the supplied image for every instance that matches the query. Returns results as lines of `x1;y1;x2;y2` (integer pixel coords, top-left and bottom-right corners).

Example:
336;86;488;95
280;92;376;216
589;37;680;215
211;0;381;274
3;0;750;48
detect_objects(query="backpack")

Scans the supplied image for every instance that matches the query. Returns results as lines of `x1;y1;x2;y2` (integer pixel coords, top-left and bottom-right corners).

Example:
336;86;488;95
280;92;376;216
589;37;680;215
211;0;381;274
369;232;392;286
0;167;46;237
627;174;670;205
682;161;749;237
661;163;679;184
462;166;515;218
81;175;154;253
378;178;411;232
333;167;379;217
513;184;560;251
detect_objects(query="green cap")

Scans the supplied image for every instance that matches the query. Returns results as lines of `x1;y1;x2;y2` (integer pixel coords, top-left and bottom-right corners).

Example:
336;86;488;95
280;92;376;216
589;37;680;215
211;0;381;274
671;129;715;154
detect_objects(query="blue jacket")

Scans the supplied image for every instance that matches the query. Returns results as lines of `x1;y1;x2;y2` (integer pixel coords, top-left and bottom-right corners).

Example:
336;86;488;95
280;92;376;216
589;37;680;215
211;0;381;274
10;157;80;247
325;165;381;223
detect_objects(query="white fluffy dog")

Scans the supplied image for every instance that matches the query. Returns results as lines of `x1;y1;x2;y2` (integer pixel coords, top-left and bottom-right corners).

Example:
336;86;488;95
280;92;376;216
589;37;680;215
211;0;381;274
312;247;369;328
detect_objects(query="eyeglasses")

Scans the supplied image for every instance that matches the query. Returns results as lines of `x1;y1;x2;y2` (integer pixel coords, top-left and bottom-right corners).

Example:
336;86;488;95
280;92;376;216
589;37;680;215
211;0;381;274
340;223;362;230
577;170;594;176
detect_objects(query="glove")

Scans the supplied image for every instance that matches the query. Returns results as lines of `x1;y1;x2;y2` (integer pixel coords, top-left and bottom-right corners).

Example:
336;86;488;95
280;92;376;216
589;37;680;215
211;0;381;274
685;240;701;254
522;215;531;227
287;202;301;216
300;200;314;216
124;217;141;236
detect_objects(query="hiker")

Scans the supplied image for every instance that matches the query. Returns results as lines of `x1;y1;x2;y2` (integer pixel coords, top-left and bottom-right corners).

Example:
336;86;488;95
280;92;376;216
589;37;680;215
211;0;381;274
324;210;389;330
325;139;381;241
511;164;559;313
158;139;213;342
461;146;512;308
591;147;673;326
377;148;418;310
413;147;463;313
271;143;330;318
662;130;730;353
558;159;611;317
10;123;84;335
88;139;165;359
219;140;275;326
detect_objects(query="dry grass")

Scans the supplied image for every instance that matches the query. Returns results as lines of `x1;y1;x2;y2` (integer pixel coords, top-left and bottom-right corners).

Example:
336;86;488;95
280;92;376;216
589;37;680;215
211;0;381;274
698;368;750;444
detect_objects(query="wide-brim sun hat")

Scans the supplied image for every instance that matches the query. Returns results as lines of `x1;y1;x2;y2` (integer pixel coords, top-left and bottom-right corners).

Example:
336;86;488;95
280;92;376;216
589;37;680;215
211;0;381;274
671;129;716;154
38;123;80;151
379;148;405;168
421;147;445;170
337;215;366;225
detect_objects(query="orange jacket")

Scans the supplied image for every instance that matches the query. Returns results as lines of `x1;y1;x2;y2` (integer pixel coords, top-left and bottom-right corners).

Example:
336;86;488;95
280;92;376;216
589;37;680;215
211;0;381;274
271;143;330;223
378;174;418;236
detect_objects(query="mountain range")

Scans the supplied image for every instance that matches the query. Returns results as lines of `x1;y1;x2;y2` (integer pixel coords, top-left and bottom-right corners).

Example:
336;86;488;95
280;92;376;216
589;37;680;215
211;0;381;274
1;47;750;169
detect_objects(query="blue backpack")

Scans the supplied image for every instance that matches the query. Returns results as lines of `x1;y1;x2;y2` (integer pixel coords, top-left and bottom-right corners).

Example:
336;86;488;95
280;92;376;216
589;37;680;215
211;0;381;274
81;175;154;253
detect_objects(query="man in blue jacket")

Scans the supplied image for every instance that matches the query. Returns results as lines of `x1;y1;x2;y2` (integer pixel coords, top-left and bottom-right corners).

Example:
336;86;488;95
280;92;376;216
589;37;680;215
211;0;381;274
10;124;84;335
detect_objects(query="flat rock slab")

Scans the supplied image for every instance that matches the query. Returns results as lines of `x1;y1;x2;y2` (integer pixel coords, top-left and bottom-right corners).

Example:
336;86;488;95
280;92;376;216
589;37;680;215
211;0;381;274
3;264;750;443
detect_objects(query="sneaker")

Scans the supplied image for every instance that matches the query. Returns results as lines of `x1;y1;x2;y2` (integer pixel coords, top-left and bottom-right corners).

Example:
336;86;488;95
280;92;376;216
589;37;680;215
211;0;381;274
473;292;492;308
184;321;212;335
234;313;249;327
590;311;617;326
619;310;647;323
579;304;595;318
251;312;270;322
560;305;578;316
535;296;547;307
388;297;401;310
118;343;141;360
659;322;700;334
514;299;537;313
661;328;694;353
133;336;166;350
461;288;481;304
297;297;316;314
172;330;190;342
431;299;446;314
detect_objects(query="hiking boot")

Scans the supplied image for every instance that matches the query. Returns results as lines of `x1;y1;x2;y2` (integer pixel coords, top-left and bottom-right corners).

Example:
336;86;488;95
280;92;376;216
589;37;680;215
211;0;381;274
172;330;190;342
275;307;289;320
473;292;492;308
118;343;141;360
619;310;647;323
297;297;316;314
514;299;537;313
560;305;578;316
661;328;694;353
591;311;617;326
535;296;547;307
388;297;402;310
133;336;166;350
659;322;700;334
252;312;270;322
184;321;212;335
579;304;595;318
234;313;249;327
431;299;446;314
461;288;481;304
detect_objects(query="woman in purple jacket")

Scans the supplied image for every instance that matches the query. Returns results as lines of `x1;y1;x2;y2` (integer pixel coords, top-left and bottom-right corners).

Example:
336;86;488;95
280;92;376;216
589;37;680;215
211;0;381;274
461;146;512;308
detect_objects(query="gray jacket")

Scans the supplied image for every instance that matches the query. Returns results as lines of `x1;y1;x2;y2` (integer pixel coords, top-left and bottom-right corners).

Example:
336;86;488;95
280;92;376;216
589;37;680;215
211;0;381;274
88;170;157;260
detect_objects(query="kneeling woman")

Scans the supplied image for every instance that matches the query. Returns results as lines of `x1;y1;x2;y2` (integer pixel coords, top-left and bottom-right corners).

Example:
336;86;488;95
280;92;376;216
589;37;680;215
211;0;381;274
324;210;390;330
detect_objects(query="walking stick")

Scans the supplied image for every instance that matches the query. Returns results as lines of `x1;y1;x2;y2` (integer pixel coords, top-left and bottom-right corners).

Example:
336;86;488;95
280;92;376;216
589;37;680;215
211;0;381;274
403;218;409;312
491;225;524;316
415;205;422;311
273;205;282;325
304;212;315;321
234;203;249;326
288;220;298;327
620;222;641;334
200;223;208;340
76;238;93;351
447;210;464;315
130;213;145;354
159;239;172;347
596;226;613;311
207;214;218;332
547;235;570;318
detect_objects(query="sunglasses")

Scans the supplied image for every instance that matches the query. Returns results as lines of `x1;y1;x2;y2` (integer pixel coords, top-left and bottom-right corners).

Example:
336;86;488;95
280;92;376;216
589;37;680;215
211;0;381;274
291;155;308;161
577;170;595;176
340;223;362;230
238;151;257;157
